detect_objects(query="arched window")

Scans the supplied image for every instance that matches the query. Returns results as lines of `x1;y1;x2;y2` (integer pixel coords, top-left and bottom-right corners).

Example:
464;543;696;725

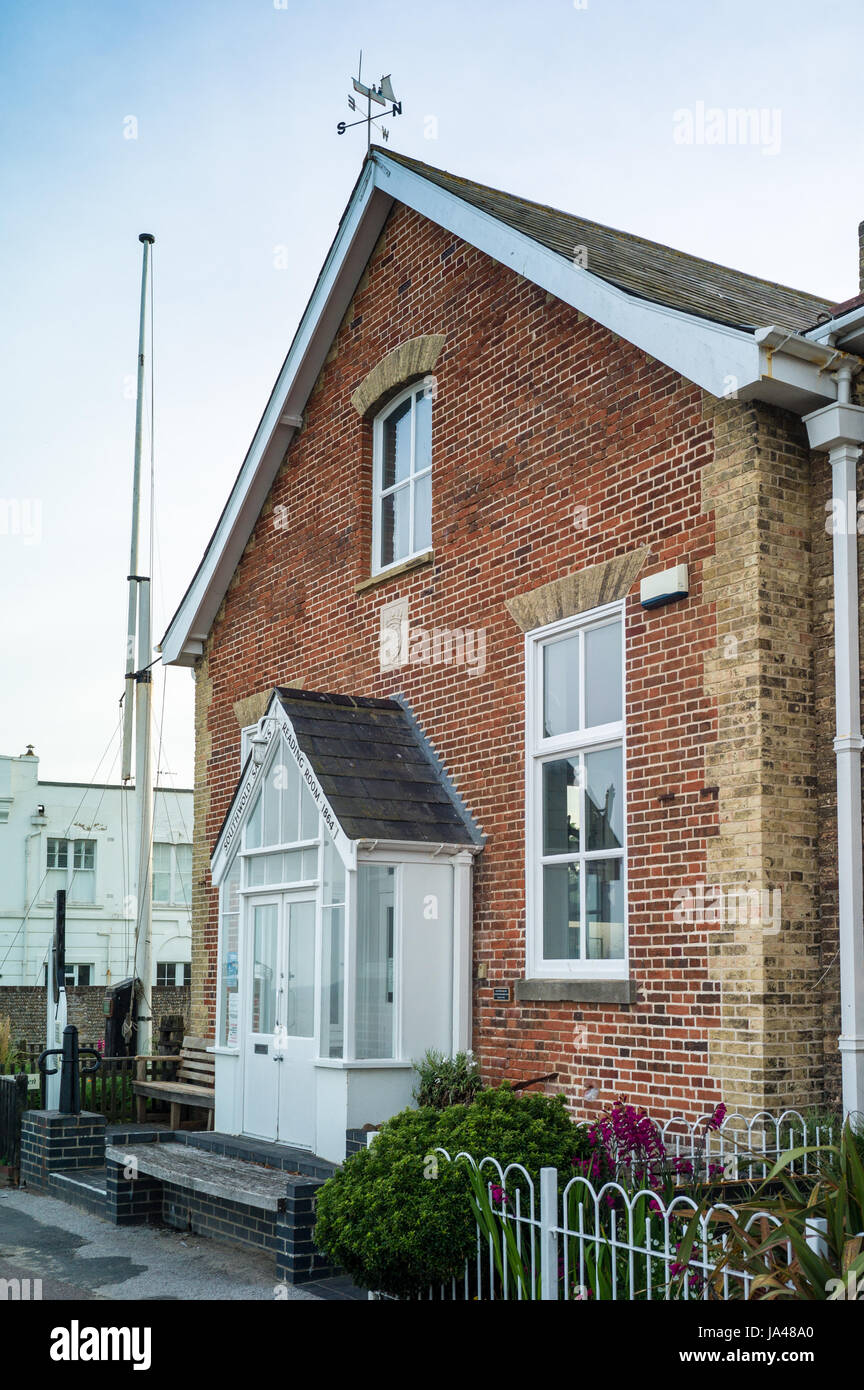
372;383;432;574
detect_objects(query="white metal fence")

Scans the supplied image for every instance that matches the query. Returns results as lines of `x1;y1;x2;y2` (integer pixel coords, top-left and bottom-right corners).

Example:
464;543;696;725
394;1108;835;1301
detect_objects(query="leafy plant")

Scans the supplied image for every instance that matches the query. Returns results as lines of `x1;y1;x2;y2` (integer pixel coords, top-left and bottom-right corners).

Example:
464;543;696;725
412;1048;482;1109
0;1017;21;1070
676;1117;864;1300
464;1161;538;1299
314;1083;588;1298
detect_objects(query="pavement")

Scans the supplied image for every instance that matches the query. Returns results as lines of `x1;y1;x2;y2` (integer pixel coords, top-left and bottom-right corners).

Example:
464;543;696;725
0;1187;320;1300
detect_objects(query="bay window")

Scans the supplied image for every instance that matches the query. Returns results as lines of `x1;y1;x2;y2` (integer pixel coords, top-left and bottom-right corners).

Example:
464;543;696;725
527;604;626;978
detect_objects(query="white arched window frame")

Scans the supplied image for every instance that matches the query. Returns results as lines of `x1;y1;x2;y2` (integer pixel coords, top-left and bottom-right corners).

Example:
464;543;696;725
371;382;433;575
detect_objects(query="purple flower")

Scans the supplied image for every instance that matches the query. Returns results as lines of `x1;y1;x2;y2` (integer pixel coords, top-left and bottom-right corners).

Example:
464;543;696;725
707;1103;727;1132
490;1184;508;1205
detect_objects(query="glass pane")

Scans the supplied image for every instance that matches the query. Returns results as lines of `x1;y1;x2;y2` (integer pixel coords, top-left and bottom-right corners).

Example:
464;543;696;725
70;871;94;904
262;771;280;846
585;621;622;727
300;779;318;840
219;863;241;1047
301;846;318;879
356;864;395;1059
585;747;624;850
175;844;192;902
382;396;412;488
542;862;581;960
283;849;303;881
542;758;580;854
48;838;68;868
247;855;267;888
322;836;345;905
543;634;580;738
586;859;625;959
251;903;278;1034
320;905;344;1058
414;391;431;471
285;901;315;1037
277;757;299;844
246;790;262;850
265;852;284;885
413;472;431;552
381;485;410;566
153;871;171;904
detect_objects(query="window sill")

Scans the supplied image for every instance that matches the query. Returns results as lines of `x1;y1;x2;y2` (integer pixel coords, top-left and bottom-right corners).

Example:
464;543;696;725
314;1058;415;1070
516;978;637;1005
355;550;434;593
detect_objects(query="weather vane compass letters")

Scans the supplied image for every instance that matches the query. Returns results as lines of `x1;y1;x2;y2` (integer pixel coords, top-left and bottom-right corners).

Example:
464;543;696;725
337;52;402;151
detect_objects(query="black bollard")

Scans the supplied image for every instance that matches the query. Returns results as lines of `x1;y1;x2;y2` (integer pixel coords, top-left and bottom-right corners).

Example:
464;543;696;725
38;1026;101;1115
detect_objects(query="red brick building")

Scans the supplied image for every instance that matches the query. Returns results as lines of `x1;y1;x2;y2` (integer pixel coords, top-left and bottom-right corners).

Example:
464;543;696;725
161;150;864;1162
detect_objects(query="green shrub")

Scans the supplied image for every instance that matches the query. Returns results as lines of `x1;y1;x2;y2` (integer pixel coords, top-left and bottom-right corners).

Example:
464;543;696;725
412;1048;482;1109
314;1083;589;1298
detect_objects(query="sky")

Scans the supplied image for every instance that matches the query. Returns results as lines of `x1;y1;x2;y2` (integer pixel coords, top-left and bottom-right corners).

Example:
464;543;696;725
2;0;863;790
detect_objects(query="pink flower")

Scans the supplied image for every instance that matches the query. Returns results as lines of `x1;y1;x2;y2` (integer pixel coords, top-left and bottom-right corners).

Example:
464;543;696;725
490;1184;508;1205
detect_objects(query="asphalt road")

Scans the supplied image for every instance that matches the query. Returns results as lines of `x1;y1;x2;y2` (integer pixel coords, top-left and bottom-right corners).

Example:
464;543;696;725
0;1188;319;1300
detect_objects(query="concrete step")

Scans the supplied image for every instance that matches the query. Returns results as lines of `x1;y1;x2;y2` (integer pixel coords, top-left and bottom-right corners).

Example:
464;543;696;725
48;1167;107;1217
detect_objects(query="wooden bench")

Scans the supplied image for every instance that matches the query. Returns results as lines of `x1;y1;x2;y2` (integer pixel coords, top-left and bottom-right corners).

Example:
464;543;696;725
132;1036;215;1130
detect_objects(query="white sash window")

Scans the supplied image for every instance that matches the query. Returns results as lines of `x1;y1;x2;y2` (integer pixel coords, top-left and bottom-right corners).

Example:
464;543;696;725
525;603;627;979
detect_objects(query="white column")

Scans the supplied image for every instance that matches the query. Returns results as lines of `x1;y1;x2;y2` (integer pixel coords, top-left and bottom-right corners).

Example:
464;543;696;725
452;851;474;1054
805;398;864;1115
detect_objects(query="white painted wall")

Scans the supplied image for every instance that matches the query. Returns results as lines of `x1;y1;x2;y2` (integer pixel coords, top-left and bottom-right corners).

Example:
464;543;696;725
0;750;193;988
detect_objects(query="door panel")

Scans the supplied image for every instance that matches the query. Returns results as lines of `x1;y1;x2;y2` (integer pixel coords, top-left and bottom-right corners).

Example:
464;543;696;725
243;895;317;1149
243;899;280;1140
277;899;316;1148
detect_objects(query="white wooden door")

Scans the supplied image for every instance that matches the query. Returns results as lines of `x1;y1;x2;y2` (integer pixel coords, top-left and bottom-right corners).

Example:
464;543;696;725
243;897;281;1140
243;895;317;1147
275;897;316;1149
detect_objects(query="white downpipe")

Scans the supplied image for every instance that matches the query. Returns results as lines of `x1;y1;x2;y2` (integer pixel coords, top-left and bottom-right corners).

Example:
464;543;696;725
805;375;864;1116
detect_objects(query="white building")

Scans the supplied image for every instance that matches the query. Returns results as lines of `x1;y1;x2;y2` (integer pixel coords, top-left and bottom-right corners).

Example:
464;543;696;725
0;748;193;990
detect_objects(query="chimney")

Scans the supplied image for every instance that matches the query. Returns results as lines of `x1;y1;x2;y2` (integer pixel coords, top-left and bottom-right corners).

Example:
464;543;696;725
859;219;864;295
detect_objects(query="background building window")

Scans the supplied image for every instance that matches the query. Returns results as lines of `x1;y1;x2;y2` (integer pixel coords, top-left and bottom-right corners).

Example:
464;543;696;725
528;607;626;978
152;842;192;905
156;961;191;987
46;837;97;904
45;962;93;987
372;384;432;572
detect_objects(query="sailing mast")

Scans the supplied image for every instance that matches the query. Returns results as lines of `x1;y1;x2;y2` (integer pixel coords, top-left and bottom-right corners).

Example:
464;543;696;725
122;232;155;1057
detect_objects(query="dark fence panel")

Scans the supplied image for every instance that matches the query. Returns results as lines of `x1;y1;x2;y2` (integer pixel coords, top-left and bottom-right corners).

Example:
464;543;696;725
0;1074;28;1181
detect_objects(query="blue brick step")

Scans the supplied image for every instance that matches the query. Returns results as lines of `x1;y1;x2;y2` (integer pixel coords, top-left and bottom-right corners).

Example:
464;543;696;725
104;1141;336;1284
48;1166;107;1217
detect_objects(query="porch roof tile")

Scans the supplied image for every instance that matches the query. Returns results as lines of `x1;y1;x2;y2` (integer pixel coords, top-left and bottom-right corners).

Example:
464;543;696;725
273;688;483;848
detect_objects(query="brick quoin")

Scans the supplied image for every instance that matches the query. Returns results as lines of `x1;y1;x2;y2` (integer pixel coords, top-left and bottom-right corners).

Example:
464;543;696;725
196;201;724;1124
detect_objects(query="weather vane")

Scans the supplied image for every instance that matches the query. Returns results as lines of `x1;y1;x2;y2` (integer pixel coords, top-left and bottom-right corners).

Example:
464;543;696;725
337;52;402;152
